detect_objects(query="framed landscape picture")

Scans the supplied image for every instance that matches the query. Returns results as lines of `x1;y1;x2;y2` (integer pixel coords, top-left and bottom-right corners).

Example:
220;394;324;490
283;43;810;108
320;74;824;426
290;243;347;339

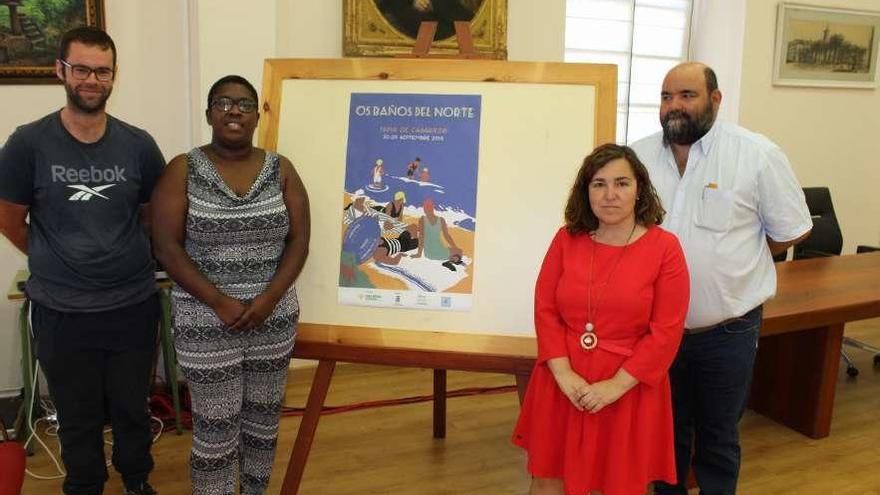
0;0;105;84
773;3;880;88
344;0;507;59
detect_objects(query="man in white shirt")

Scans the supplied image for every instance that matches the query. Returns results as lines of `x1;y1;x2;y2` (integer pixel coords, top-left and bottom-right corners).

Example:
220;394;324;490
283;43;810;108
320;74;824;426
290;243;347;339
631;62;812;495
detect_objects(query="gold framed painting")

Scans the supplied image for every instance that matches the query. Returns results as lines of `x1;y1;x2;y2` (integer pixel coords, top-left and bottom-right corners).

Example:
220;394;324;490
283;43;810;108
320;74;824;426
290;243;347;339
773;3;880;88
1;0;105;84
344;0;507;59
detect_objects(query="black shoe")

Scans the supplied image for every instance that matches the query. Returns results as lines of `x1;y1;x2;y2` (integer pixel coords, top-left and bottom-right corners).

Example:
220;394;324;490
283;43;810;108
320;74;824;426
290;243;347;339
124;482;157;495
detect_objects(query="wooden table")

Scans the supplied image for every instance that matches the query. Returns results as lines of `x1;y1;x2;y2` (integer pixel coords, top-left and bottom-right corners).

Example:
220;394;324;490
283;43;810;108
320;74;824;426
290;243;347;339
750;251;880;439
280;252;880;495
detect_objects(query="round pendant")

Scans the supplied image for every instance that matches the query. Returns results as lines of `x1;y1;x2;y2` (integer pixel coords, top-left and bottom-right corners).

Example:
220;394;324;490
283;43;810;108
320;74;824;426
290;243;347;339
580;331;598;350
585;322;594;332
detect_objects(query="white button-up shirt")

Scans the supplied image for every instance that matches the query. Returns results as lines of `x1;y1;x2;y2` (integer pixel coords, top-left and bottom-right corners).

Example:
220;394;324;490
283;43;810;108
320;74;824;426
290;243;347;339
631;121;811;328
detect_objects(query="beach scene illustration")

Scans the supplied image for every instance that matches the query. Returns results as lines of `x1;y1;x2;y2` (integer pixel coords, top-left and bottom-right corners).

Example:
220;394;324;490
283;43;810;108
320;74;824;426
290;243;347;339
338;93;481;310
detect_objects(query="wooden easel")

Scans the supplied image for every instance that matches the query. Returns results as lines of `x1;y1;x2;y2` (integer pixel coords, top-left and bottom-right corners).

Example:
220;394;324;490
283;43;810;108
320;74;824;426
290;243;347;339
278;25;514;495
278;325;535;495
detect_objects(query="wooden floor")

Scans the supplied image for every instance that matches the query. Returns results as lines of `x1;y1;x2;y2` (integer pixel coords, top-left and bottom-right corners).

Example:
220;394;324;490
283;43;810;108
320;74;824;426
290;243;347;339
21;319;880;494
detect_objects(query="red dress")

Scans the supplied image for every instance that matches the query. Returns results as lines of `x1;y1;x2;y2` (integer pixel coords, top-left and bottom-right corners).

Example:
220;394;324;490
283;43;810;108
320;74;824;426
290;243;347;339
513;226;689;495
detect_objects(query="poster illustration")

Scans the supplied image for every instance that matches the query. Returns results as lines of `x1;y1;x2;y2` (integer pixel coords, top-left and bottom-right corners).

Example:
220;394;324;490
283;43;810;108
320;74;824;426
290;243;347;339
338;93;481;310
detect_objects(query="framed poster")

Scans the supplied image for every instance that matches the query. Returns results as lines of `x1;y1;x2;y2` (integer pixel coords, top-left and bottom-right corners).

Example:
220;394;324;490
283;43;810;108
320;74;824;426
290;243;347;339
344;0;507;59
0;0;105;84
774;3;880;88
259;58;616;336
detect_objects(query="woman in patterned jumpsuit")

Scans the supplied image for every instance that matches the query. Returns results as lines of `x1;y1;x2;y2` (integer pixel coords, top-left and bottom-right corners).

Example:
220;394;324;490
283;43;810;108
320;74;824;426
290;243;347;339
151;75;310;495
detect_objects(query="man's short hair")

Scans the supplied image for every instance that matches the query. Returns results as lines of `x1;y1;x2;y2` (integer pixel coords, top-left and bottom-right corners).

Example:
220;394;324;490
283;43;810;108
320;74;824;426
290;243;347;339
59;26;117;67
704;66;719;93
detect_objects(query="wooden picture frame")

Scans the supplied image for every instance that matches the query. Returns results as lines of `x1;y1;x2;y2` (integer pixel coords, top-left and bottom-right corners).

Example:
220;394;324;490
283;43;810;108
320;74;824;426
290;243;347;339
773;3;880;88
344;0;507;59
258;57;615;338
0;0;105;85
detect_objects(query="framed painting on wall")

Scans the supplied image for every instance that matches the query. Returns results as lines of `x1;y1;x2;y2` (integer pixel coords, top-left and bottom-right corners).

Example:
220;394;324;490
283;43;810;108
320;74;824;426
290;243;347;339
344;0;507;59
0;0;105;84
773;3;880;88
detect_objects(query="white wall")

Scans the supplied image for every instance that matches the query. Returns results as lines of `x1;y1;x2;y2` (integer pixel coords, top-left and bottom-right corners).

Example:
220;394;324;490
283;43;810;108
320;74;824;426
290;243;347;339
193;0;277;144
276;1;342;58
739;0;880;252
507;1;565;61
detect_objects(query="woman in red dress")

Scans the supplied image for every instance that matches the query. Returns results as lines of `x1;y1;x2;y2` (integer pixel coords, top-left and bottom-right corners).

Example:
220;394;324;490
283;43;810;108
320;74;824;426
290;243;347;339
513;144;690;495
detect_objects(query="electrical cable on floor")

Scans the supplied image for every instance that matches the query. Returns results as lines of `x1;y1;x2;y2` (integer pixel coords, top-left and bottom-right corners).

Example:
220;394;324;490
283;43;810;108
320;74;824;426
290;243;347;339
24;365;65;480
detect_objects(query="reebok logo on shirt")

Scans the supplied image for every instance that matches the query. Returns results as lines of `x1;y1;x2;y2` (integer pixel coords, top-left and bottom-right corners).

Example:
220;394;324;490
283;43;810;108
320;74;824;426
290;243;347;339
67;184;116;201
51;165;126;201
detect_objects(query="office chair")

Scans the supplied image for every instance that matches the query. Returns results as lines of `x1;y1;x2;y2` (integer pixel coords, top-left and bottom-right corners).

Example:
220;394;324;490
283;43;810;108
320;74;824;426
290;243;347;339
792;188;863;376
843;245;880;372
794;187;843;260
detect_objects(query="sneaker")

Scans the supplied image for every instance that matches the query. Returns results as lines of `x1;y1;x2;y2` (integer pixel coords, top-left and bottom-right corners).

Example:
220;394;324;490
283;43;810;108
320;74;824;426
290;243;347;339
123;482;157;495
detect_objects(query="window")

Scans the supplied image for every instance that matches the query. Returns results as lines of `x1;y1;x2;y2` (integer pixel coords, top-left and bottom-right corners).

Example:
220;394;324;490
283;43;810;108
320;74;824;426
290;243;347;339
565;0;693;144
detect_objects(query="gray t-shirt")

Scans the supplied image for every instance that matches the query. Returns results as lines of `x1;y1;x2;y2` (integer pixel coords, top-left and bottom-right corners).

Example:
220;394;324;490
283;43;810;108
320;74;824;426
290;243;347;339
0;111;165;312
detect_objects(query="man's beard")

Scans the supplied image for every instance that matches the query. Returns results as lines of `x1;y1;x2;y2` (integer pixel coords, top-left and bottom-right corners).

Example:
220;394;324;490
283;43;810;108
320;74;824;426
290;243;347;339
64;80;111;114
662;100;714;146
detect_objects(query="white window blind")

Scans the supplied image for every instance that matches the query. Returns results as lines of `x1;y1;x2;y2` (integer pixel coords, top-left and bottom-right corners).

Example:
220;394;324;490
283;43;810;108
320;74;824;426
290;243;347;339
565;0;693;144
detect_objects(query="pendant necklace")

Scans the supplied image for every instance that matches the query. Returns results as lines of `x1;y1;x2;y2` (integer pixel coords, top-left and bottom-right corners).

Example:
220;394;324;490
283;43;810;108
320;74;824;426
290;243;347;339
582;223;637;350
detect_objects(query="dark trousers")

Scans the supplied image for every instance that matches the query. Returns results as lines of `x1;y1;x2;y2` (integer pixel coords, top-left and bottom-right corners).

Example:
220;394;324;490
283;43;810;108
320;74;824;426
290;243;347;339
31;293;159;495
654;306;762;495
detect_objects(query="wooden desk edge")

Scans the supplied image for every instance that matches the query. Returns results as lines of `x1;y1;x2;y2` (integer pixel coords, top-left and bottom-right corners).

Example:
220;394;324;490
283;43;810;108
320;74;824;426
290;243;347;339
293;323;537;373
7;269;27;301
762;300;880;334
293;340;536;374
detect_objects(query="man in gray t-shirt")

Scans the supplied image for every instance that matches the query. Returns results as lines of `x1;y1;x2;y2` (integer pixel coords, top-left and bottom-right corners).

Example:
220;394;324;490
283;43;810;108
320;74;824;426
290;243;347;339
0;27;163;495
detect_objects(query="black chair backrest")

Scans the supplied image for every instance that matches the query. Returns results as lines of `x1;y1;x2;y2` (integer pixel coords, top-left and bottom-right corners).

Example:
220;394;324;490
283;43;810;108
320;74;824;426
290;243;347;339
794;187;843;259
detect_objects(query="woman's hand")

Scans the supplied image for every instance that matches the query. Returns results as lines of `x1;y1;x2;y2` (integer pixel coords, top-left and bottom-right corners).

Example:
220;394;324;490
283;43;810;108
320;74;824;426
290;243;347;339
546;357;590;412
554;369;591;412
578;369;638;413
231;293;278;331
211;295;246;328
